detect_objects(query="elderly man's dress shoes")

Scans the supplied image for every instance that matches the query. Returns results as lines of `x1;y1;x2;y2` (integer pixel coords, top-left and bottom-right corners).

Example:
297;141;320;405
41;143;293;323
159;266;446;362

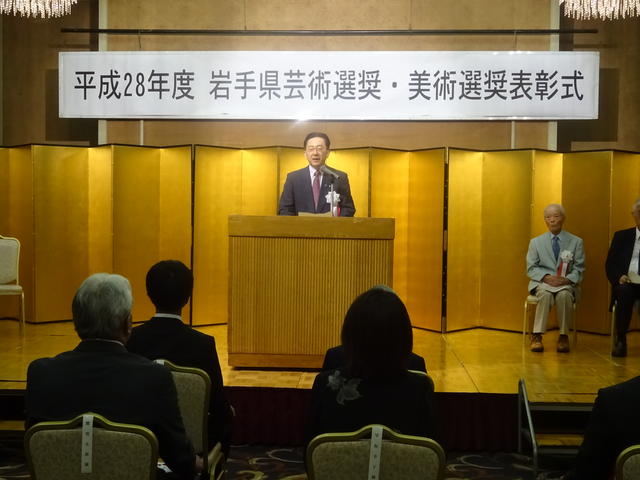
612;340;627;357
530;333;544;352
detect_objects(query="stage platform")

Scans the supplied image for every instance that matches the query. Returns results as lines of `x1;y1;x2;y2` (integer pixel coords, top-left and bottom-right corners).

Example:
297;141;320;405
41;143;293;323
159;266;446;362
3;321;639;401
2;320;640;450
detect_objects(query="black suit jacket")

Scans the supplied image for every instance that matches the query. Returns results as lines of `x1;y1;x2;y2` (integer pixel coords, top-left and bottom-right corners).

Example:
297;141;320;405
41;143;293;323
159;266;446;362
127;317;233;454
322;345;427;373
605;227;637;286
306;369;436;446
25;340;195;479
278;166;356;216
566;376;640;480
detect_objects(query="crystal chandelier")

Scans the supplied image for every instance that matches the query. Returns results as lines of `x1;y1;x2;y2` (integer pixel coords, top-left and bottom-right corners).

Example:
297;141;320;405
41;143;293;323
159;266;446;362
0;0;78;18
560;0;640;19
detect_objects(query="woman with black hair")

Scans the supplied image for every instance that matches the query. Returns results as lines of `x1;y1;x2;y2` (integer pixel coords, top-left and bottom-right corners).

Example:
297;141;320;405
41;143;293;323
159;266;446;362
306;286;437;444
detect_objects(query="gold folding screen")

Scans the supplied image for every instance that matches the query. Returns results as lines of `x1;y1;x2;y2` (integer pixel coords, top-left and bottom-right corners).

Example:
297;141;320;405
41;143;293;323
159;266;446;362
610;152;640;331
448;150;484;331
193;147;279;326
480;151;533;331
0;145;191;323
370;149;444;330
0;147;33;320
1;145;637;334
329;148;371;218
112;146;191;322
447;149;640;334
33;146;110;322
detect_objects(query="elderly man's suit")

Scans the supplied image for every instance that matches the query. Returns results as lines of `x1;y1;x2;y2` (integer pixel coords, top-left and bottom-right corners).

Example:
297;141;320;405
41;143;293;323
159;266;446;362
526;230;585;334
26;340;196;479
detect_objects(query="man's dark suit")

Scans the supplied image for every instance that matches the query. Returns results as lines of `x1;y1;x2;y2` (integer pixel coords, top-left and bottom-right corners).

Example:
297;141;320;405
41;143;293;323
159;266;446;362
605;227;640;338
565;376;640;480
26;340;195;479
322;345;427;373
278;166;355;216
127;317;233;456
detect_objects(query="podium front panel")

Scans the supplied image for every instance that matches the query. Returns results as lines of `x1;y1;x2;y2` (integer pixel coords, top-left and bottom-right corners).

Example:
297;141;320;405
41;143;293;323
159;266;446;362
228;215;394;368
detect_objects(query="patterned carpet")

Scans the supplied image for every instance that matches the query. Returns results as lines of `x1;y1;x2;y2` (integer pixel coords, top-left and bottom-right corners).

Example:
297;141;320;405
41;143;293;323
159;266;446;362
225;446;573;479
1;441;573;479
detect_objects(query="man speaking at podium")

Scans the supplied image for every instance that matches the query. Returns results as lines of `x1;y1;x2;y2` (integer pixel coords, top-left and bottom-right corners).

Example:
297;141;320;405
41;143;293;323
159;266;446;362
278;132;356;217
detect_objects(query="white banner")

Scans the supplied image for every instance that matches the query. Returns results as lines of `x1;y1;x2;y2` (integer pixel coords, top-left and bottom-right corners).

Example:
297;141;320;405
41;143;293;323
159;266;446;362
59;51;599;120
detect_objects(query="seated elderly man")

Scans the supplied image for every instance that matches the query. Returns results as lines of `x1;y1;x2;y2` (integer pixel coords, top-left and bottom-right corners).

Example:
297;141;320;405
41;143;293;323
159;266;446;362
606;199;640;357
526;204;585;353
25;273;201;479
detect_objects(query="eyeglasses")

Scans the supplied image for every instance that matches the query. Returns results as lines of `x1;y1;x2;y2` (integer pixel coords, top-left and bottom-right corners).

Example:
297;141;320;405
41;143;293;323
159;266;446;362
305;146;327;153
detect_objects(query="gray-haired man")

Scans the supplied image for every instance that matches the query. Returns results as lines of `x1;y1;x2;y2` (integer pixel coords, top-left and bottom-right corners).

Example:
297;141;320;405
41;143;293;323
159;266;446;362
526;204;585;353
26;273;201;479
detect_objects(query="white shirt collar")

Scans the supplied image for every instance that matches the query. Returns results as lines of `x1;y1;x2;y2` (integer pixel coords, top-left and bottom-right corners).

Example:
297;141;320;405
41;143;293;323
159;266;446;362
308;165;323;181
83;338;125;347
153;313;182;321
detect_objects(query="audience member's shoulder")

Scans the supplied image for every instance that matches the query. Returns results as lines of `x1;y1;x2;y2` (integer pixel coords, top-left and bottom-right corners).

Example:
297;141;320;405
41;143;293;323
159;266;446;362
28;350;74;369
186;326;216;346
408;352;427;372
325;345;341;356
134;355;176;379
27;356;54;372
602;375;640;398
405;370;434;391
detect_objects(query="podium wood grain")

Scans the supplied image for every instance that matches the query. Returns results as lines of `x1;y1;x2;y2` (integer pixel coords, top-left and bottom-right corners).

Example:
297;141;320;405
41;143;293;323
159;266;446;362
228;215;395;368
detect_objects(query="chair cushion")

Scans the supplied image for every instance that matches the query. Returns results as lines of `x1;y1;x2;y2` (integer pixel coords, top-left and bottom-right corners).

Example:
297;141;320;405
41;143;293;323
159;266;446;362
623;454;640;480
0;285;22;294
29;428;155;480
311;438;442;480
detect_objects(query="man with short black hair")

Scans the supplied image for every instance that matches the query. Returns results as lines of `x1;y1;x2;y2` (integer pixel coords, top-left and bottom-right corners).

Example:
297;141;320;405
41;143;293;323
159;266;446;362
26;273;200;480
127;260;233;457
278;132;356;216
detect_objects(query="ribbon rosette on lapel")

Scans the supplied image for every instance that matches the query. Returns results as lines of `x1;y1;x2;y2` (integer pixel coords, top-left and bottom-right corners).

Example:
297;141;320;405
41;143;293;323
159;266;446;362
557;250;574;277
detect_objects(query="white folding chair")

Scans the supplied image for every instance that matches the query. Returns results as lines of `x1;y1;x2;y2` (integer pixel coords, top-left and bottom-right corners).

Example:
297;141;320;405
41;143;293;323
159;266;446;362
0;235;25;327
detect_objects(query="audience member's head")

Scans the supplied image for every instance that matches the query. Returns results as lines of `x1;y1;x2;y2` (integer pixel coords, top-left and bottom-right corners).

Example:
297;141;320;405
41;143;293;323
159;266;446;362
341;285;413;379
146;260;193;314
72;273;132;342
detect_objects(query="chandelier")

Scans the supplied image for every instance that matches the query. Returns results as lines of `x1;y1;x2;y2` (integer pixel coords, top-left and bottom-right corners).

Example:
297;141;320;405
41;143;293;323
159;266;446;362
560;0;640;19
0;0;78;18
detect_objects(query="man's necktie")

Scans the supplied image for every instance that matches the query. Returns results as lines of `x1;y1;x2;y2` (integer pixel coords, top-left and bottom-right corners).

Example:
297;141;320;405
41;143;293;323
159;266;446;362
312;170;321;210
552;235;560;261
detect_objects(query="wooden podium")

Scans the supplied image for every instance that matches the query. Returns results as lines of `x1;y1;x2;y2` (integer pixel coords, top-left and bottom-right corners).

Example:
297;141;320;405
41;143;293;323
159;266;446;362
228;215;395;368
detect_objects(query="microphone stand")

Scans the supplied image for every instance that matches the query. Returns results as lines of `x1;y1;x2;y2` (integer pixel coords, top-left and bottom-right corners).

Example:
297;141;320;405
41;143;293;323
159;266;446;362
328;179;337;217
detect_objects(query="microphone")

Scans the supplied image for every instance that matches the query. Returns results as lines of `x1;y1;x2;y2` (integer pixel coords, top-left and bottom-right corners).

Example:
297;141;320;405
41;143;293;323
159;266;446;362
320;165;340;179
